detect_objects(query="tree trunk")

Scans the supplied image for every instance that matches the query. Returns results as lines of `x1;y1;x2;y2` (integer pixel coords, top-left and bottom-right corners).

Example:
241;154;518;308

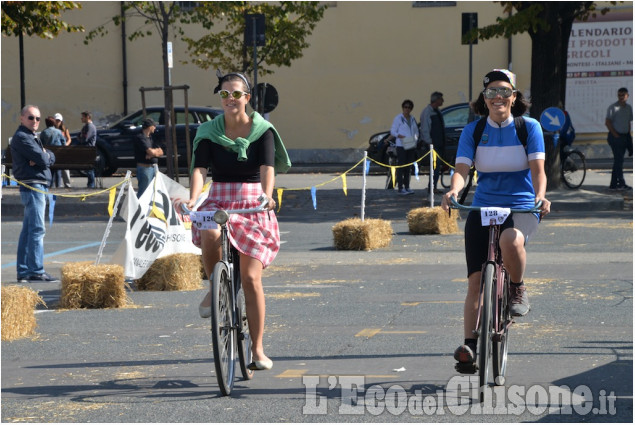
528;2;568;190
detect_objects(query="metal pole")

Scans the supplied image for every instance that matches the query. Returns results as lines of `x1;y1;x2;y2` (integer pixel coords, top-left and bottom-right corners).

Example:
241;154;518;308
361;151;367;221
469;42;473;101
429;144;434;207
252;16;258;112
95;170;132;265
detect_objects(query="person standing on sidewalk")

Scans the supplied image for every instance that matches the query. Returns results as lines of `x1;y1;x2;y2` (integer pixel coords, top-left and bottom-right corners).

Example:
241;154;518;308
390;99;418;195
605;87;633;191
78;111;97;188
39;116;65;188
10;105;59;283
54;113;73;188
419;91;446;194
133;118;163;197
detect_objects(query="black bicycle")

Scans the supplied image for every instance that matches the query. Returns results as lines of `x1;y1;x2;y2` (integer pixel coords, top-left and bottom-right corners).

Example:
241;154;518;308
560;145;586;189
185;195;268;396
449;197;542;402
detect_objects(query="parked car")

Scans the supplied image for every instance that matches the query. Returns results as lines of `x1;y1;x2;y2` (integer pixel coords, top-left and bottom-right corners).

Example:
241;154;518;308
367;102;478;164
70;106;223;177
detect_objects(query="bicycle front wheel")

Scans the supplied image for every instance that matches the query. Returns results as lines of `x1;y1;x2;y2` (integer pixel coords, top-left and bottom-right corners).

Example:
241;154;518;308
561;150;586;189
478;263;495;402
211;262;236;396
493;268;510;386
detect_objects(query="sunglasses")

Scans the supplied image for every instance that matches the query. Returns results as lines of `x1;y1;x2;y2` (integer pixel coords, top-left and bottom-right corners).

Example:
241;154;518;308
483;87;516;99
27;115;41;122
402;105;413;109
219;89;249;100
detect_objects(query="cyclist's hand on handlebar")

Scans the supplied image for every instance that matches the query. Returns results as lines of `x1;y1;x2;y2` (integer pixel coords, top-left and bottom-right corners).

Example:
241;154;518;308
535;196;551;218
172;197;196;213
264;194;276;211
441;189;459;212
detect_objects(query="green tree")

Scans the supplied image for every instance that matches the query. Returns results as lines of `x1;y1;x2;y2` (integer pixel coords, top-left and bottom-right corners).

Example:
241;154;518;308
468;1;613;188
1;1;83;107
182;1;328;77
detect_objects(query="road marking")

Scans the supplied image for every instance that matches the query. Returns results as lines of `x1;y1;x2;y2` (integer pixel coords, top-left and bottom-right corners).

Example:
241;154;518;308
401;301;463;306
275;370;398;379
355;328;427;337
1;242;101;269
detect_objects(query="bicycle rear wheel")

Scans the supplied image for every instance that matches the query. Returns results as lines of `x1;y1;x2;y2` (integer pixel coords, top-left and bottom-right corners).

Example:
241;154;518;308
561;150;586;189
478;263;495;402
493;268;510;386
440;166;451;189
211;262;236;396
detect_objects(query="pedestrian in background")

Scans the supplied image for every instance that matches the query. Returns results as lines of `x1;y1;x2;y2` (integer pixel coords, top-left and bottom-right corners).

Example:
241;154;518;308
390;99;418;195
605;87;633;191
78;111;97;188
10;105;59;283
54;113;72;188
134;118;163;197
39;116;64;188
420;91;446;194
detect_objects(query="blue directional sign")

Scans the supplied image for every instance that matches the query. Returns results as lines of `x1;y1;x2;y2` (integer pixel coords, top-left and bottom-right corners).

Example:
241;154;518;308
540;107;566;132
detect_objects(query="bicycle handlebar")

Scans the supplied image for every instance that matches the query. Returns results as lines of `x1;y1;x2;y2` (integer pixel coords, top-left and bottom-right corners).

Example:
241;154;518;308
448;196;543;214
180;194;270;216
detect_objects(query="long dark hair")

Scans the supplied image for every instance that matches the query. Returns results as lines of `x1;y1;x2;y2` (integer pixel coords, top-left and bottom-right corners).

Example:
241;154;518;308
472;91;530;117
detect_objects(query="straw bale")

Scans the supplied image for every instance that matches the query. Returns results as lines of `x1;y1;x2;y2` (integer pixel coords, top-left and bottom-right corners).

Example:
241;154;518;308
60;262;128;309
407;206;460;234
136;253;205;291
332;218;393;251
1;285;45;341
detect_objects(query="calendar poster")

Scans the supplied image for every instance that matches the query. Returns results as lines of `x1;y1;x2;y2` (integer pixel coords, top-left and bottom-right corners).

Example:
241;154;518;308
566;18;633;133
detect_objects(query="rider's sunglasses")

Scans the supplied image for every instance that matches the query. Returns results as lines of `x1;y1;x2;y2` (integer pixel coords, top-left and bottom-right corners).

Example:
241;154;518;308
27;115;41;121
219;89;249;100
483;87;516;99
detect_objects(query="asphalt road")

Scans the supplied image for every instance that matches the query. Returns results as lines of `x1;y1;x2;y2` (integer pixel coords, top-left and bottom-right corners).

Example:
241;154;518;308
1;171;633;422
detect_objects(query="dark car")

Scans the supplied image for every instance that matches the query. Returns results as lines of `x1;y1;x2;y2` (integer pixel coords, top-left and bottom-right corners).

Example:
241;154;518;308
71;106;222;177
367;102;478;164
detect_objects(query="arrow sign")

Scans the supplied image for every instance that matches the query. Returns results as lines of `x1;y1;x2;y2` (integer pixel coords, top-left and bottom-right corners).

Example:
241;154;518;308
540;107;565;132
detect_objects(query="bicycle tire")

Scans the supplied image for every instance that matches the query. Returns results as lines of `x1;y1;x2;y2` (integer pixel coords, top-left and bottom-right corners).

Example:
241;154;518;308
211;261;236;396
493;268;510;386
440;167;451;189
561;150;586;189
478;263;495;402
236;285;255;381
385;156;397;190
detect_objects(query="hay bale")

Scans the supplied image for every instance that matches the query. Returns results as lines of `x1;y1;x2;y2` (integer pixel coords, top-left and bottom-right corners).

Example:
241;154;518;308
60;262;127;309
1;285;45;341
136;253;205;291
332;218;393;251
407;206;460;234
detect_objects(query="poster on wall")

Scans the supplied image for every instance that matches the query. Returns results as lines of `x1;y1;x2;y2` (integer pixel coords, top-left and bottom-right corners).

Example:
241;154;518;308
566;15;633;134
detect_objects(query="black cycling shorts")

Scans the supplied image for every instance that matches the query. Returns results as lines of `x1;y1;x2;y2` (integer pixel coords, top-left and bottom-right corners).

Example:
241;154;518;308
464;210;539;277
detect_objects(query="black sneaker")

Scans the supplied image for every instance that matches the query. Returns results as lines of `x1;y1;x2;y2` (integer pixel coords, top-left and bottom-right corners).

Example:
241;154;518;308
26;273;60;283
454;345;477;374
510;284;530;316
17;276;29;283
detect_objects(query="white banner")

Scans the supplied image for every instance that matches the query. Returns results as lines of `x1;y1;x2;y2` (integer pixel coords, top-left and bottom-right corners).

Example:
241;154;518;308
111;172;203;279
566;18;633;133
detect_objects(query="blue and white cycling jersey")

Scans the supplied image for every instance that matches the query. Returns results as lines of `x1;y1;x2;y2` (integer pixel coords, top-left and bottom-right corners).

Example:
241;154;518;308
455;115;545;209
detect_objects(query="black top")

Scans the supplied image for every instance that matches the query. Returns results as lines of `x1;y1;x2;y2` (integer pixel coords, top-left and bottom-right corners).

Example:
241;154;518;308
134;133;158;165
193;129;275;183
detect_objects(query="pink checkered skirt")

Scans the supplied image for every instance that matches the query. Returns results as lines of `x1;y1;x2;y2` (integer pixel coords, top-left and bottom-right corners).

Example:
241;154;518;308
191;182;280;268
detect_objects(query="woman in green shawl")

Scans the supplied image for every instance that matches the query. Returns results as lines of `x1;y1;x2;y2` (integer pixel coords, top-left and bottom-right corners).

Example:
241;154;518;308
175;72;290;371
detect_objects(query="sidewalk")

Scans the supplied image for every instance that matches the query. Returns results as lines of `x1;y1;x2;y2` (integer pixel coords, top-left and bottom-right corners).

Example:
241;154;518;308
1;168;632;218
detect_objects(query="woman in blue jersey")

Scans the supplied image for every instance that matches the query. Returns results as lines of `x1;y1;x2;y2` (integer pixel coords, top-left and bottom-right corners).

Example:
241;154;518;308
441;69;551;368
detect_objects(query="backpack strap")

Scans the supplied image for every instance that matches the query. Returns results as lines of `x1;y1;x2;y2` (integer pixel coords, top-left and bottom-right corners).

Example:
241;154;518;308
514;116;528;149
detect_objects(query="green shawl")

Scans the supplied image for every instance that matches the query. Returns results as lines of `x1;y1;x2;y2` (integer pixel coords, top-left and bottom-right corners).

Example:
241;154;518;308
190;112;292;175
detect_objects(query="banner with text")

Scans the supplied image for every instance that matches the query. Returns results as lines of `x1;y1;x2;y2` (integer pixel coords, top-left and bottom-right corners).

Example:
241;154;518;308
111;173;202;279
566;17;633;133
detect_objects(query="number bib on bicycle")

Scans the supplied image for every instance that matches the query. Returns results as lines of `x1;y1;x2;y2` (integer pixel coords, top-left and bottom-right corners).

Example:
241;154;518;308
480;208;510;226
192;182;280;268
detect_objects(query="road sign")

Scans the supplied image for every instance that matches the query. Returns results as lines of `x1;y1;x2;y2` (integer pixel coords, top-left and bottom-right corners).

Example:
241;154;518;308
540;107;565;131
250;83;279;114
167;42;173;69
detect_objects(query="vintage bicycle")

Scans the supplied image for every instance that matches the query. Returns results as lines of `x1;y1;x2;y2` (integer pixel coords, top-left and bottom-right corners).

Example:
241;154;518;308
183;194;269;396
449;197;542;402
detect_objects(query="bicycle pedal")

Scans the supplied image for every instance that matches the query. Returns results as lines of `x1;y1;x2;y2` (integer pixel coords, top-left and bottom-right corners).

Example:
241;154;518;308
455;362;478;374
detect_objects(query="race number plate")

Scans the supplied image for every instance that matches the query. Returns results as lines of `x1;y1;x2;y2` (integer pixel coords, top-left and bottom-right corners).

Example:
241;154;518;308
189;211;218;230
480;207;510;226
